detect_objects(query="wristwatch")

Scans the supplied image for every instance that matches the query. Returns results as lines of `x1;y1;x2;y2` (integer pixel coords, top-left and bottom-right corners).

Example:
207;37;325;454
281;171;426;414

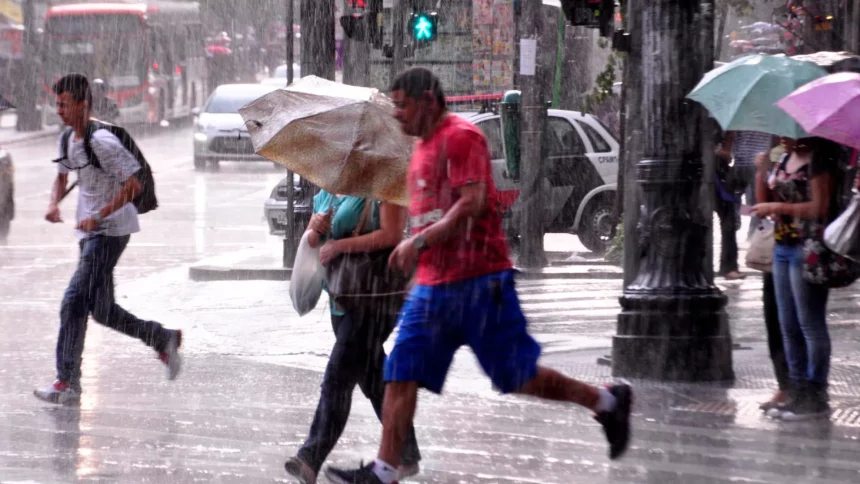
92;212;104;224
412;235;428;252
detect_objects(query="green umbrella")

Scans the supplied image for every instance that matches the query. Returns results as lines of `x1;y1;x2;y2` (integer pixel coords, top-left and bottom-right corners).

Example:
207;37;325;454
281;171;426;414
687;54;828;138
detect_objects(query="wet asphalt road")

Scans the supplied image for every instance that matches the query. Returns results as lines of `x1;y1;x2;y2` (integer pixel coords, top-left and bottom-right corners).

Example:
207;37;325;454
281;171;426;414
2;125;860;483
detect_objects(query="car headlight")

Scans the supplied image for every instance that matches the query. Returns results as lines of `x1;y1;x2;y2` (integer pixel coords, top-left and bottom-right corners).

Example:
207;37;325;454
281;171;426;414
194;132;208;142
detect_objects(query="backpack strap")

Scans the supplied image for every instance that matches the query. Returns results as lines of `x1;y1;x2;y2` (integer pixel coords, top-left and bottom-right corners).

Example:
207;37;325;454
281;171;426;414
82;120;103;170
52;128;74;165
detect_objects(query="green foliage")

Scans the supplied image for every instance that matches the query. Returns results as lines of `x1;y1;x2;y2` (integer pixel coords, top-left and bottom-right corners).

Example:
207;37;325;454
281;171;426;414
604;221;623;266
582;51;619;114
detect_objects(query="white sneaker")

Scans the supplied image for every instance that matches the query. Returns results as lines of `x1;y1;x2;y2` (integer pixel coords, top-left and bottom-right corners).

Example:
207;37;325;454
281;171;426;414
33;380;80;406
398;462;420;480
284;456;317;484
159;330;183;380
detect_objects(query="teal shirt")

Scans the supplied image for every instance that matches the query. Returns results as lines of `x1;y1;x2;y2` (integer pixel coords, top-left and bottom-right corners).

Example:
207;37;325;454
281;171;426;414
313;190;379;315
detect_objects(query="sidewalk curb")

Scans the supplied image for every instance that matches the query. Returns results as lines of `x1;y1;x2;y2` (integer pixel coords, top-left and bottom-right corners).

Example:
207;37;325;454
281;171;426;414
0;127;61;146
189;265;292;282
188;264;625;282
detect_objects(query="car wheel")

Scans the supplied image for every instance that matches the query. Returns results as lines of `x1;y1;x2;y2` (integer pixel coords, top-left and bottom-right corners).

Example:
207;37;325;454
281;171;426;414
578;197;616;255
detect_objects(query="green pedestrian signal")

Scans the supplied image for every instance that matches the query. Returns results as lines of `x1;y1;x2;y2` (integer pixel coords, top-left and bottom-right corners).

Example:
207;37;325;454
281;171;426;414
409;12;437;42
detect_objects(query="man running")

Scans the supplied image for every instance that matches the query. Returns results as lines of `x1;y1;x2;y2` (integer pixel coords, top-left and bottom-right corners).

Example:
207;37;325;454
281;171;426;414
325;67;631;484
34;74;182;406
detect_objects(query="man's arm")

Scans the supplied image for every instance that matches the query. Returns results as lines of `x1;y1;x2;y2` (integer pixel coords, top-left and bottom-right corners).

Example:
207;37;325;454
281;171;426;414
45;173;69;223
50;173;69;207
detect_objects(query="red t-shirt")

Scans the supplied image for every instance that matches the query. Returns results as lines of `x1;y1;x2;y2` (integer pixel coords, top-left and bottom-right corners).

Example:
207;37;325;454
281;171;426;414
408;114;512;285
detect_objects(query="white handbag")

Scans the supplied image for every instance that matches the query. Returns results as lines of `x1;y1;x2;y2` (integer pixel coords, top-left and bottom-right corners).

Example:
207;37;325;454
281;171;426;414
745;219;775;272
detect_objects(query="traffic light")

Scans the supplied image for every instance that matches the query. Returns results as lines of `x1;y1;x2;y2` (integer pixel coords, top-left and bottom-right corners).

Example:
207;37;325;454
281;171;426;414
597;0;614;37
340;0;382;48
409;11;438;43
340;14;369;42
560;0;615;38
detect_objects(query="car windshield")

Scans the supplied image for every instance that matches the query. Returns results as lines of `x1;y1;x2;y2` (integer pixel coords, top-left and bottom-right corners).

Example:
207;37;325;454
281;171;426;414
204;87;276;114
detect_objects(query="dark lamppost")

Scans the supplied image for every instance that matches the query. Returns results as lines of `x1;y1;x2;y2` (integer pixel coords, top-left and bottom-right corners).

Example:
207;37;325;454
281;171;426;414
613;0;733;381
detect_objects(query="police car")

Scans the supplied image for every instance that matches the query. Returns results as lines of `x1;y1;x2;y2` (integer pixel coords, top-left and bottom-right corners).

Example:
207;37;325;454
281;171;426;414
456;107;619;253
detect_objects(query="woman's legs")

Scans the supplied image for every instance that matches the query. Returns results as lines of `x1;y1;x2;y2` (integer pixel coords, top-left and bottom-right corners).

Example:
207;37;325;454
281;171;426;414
297;313;365;473
763;272;790;391
787;251;831;386
773;244;807;385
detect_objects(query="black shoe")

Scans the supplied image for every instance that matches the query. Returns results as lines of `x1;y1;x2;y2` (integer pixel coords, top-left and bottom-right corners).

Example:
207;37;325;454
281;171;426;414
324;462;390;484
594;384;632;460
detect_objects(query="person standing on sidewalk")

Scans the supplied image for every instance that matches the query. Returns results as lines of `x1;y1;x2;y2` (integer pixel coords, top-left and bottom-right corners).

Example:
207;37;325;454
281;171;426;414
720;130;777;239
325;67;632;484
752;137;841;420
715;131;745;280
34;74;182;406
284;190;421;484
753;144;791;412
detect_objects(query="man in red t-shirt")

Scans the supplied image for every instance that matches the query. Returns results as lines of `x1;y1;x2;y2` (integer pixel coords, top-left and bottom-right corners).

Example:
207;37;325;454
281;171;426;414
325;68;632;484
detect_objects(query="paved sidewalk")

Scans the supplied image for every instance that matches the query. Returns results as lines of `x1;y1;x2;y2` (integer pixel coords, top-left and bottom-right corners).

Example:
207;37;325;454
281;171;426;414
4;261;860;483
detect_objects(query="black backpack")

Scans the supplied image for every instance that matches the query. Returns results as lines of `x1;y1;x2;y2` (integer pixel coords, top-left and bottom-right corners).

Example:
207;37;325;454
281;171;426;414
56;120;158;214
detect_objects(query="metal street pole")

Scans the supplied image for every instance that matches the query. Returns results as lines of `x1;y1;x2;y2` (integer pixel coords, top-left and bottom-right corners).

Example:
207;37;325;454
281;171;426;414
517;0;547;268
283;0;297;268
612;0;733;381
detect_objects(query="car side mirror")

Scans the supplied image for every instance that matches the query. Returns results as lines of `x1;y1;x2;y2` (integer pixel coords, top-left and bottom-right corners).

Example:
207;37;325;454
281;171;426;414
191;107;201;117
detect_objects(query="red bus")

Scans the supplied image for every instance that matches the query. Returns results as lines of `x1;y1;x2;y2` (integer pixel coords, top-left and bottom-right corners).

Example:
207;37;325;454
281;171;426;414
42;2;207;125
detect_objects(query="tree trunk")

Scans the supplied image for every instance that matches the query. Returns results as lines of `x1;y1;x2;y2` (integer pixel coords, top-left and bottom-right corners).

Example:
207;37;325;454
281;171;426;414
560;27;592;111
342;2;371;86
300;0;335;80
17;0;41;132
389;0;407;84
714;0;729;61
517;0;547;268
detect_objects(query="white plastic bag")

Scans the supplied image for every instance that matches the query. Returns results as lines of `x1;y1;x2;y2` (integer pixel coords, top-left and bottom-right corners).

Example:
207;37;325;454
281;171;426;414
289;231;324;316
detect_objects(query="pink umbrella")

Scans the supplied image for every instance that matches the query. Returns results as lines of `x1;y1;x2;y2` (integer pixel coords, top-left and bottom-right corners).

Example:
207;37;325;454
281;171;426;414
776;72;860;149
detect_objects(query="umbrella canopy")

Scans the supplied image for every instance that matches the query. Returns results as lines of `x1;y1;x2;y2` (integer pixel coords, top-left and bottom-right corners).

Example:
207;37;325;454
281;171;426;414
240;76;413;206
776;72;860;150
687;54;828;138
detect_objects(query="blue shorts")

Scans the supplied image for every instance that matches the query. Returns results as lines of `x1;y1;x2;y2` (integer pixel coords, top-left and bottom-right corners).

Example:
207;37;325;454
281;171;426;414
384;269;541;394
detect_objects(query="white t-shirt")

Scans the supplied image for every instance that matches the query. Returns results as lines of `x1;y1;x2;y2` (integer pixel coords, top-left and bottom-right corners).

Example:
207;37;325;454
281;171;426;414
56;129;141;240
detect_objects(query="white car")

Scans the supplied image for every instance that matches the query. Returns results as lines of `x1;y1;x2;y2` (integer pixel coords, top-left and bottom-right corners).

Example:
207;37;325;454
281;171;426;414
192;83;278;170
260;63;301;87
458;109;619;253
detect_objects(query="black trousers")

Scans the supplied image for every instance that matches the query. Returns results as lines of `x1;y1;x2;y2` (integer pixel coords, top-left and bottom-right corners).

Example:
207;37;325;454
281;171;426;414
297;301;421;473
763;272;790;391
716;197;739;274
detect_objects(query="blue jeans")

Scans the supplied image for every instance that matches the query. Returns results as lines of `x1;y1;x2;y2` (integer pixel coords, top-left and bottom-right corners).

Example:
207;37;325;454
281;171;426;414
56;235;172;389
772;243;831;385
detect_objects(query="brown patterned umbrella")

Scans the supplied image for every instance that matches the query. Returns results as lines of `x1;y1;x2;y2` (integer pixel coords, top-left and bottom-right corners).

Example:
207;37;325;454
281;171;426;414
240;76;412;206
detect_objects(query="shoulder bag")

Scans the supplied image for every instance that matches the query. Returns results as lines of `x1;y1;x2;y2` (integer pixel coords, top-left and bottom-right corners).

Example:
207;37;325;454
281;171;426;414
325;200;412;314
